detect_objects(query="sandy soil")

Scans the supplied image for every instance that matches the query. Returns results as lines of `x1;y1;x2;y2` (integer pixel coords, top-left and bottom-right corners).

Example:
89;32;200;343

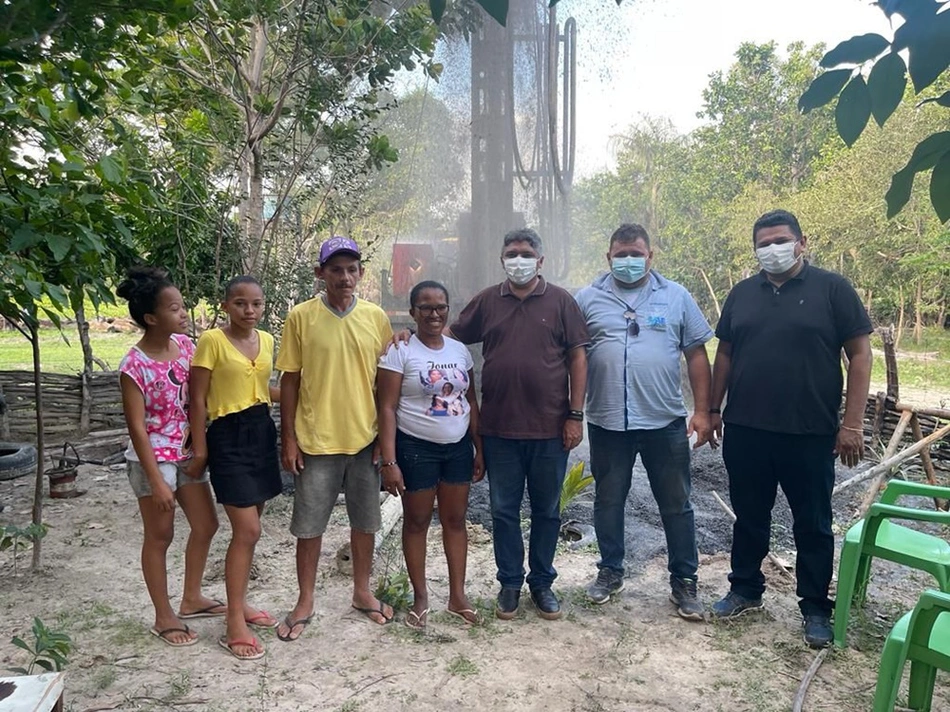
1;458;946;712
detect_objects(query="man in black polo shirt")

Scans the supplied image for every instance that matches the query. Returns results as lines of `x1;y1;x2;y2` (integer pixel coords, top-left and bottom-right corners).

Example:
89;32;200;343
708;209;872;648
451;227;589;621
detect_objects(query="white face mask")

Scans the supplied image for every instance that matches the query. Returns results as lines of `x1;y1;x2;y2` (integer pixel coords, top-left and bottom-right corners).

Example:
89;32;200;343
503;256;539;286
755;241;799;274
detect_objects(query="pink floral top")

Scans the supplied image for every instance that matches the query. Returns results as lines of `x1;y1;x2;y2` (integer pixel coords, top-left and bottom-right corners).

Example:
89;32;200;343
120;333;194;463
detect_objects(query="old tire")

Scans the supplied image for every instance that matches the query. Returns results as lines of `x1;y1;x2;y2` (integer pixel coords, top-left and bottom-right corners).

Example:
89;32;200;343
0;442;38;481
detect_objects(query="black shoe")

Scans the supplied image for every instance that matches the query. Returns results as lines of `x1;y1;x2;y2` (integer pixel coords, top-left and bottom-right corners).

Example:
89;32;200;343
586;568;625;604
802;614;833;649
495;587;521;620
710;591;764;619
670;576;704;621
530;587;562;620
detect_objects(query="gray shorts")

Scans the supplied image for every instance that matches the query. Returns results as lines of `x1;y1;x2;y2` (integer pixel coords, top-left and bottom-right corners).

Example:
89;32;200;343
126;459;209;498
290;444;381;538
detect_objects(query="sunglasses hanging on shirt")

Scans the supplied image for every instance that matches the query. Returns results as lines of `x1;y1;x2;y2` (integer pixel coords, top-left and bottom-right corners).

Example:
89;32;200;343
623;310;640;337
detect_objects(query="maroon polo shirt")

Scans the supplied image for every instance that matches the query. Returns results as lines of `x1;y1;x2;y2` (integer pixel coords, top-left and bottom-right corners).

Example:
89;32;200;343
450;277;590;439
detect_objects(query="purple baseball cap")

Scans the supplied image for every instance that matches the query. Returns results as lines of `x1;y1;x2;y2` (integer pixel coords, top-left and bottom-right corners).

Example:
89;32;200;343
319;236;361;265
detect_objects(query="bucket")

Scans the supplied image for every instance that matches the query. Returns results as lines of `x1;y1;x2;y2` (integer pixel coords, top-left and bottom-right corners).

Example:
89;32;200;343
47;443;85;499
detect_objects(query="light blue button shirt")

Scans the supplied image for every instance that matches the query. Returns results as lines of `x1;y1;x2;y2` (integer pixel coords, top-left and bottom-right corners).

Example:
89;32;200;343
575;271;713;431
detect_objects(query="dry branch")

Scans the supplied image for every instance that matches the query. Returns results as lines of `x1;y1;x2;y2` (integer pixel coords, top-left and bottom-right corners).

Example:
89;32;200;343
854;409;913;519
834;422;950;496
791;648;829;712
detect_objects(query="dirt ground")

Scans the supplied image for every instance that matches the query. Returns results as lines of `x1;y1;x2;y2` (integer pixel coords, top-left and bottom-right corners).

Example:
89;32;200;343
1;448;947;712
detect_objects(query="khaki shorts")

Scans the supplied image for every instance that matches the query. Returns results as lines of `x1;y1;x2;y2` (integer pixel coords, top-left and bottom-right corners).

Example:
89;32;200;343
290;444;381;538
126;459;209;499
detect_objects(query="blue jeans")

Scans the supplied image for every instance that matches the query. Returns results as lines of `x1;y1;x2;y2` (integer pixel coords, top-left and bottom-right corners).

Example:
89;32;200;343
588;419;698;582
483;436;568;590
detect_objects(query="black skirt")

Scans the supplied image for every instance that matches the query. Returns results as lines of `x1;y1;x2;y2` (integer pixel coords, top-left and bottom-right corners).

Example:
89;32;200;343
207;404;282;507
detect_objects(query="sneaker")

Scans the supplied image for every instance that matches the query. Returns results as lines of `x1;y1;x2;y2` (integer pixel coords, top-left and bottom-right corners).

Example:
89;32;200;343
495;587;521;620
710;591;764;619
802;614;833;649
670;577;704;621
586;569;625;605
529;587;562;620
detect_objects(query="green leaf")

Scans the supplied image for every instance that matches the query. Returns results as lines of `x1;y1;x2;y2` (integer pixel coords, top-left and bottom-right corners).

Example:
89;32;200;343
901;131;950;173
931;152;950;223
917;90;950;108
46;234;72;261
24;279;43;299
97;154;122;183
798;69;852;113
893;7;950;92
820;33;890;68
475;0;508;26
10;225;41;251
866;52;906;127
835;76;871;147
429;0;446;23
11;636;30;652
885;167;915;219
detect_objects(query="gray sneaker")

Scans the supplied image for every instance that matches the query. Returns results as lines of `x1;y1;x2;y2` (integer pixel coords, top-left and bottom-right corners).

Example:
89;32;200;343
586;568;625;604
710;590;764;619
670;577;704;621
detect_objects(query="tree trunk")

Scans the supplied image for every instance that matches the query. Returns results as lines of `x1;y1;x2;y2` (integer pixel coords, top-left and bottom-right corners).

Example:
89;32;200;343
29;320;45;570
697;267;722;319
865;288;872;316
937;298;946;331
913;278;923;345
895;284;905;350
247;144;264;274
76;303;93;433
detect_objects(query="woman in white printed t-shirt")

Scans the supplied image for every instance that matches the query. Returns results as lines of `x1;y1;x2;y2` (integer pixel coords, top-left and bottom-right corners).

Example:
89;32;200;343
378;280;484;630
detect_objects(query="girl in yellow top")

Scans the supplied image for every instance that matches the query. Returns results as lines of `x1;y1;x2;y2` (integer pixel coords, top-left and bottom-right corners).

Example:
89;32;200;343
190;276;283;660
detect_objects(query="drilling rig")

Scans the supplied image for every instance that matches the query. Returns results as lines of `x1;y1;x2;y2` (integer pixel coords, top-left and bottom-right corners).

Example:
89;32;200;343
382;0;577;311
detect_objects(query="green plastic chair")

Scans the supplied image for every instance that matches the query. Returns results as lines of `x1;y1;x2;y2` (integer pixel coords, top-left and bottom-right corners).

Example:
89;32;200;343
833;481;950;649
873;589;950;711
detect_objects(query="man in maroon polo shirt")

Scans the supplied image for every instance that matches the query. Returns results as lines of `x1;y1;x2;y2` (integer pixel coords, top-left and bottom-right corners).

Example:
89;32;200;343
450;228;589;620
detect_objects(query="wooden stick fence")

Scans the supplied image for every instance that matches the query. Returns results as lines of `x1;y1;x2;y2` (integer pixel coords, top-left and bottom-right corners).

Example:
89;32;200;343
0;370;124;442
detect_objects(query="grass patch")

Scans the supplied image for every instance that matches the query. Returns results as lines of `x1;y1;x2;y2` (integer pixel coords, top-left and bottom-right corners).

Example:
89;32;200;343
0;328;138;373
445;653;478;677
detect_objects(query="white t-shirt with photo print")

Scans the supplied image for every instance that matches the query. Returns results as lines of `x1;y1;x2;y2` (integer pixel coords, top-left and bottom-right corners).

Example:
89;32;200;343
378;335;474;444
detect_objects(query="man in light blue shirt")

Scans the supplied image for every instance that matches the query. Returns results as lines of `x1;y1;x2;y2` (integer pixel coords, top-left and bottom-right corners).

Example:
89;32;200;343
575;223;713;619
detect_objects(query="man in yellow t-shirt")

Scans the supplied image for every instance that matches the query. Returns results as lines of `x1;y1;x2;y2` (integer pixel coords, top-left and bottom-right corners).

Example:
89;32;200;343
275;236;394;641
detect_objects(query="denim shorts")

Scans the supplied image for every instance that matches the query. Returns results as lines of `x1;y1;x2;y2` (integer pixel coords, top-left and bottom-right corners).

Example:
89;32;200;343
290;443;381;538
395;430;474;493
126;458;208;498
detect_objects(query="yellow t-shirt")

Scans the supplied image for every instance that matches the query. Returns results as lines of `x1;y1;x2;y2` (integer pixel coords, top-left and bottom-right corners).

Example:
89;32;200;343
192;328;275;421
275;296;393;456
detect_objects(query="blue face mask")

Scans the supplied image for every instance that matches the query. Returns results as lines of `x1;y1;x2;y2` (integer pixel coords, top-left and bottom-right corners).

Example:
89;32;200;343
611;256;647;284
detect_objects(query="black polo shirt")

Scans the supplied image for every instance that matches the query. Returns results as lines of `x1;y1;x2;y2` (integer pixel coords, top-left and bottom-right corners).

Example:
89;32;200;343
451;277;590;439
715;262;872;436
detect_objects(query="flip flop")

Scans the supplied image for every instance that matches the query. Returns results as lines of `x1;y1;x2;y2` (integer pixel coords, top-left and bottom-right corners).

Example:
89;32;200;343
150;625;197;647
447;608;481;626
276;614;313;642
351;601;393;625
178;600;226;619
218;636;264;660
405;608;429;630
245;610;279;629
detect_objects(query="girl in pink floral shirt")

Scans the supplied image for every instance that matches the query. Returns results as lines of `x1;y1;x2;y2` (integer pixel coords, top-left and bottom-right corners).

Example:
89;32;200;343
118;267;222;648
